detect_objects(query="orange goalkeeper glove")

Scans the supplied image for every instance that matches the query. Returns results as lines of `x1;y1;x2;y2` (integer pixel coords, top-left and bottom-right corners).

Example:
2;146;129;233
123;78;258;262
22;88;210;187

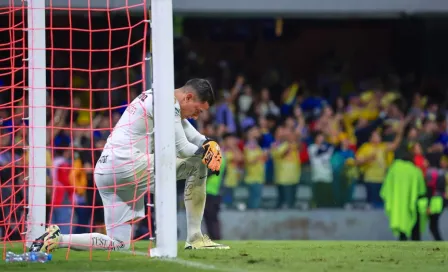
196;139;222;175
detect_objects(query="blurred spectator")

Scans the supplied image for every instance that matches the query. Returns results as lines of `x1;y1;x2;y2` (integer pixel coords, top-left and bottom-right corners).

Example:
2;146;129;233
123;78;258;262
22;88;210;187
221;133;243;208
380;153;425;241
425;101;439;122
435;115;448;155
205;169;224;240
356;121;405;208
71;151;89;234
54;128;71;148
354;113;386;149
93;116;112;140
424;120;445;167
293;106;308;141
331;133;356;207
408;92;426;119
259;88;280;117
411;142;428;176
2;101;27;133
419;118;438;154
204;126;223;240
271;125;301;209
50;145;74;234
1;126;27;238
237;84;253;125
394;126;418;161
240;103;258;131
243;125;266;209
423;156;447;241
215;92;237;134
0;129;22;240
258;115;276;184
281;83;300;116
308;132;334;208
258;115;275;149
72;96;88;126
215;76;245;134
315;105;342;145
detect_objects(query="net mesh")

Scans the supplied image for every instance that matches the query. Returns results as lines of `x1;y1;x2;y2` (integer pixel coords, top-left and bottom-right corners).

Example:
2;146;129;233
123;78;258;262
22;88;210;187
1;1;153;258
0;2;28;250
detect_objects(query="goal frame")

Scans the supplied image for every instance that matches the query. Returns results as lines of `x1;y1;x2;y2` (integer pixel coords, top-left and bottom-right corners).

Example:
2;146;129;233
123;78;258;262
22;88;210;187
25;0;47;247
149;0;178;258
24;0;178;257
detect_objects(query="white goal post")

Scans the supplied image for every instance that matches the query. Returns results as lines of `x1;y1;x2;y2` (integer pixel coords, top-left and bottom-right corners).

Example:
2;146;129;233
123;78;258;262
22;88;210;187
150;0;178;258
25;0;47;247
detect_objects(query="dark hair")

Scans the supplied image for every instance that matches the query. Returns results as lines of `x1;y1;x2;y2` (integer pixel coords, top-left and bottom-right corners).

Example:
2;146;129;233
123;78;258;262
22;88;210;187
436;113;446;124
53;147;66;157
184;78;215;106
312;131;324;141
243;124;257;135
265;114;277;122
391;97;407;115
397;151;413;162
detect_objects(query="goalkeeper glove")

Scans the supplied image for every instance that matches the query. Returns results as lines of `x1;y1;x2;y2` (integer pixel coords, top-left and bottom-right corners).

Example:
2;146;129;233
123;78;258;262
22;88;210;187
196;139;222;175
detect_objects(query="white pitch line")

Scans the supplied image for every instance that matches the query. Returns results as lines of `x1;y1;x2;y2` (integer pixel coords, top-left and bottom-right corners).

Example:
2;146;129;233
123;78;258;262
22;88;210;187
123;250;246;272
128;250;218;270
156;257;221;270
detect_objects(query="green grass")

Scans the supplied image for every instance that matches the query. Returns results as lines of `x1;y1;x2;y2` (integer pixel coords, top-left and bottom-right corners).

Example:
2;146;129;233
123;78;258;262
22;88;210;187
1;241;447;271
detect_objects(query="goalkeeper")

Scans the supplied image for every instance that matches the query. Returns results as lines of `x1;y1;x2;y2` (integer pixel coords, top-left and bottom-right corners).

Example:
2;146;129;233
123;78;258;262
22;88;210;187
30;78;229;252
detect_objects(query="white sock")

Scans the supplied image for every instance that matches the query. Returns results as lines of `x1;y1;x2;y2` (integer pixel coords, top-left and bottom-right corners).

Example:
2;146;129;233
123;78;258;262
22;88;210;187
60;224;132;251
184;174;206;242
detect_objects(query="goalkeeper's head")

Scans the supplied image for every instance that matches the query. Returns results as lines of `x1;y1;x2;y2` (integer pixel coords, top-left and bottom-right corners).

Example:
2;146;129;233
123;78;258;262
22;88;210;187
175;78;215;120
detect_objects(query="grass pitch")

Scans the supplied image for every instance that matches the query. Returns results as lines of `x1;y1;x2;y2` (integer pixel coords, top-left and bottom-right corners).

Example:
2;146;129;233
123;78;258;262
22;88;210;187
1;241;447;271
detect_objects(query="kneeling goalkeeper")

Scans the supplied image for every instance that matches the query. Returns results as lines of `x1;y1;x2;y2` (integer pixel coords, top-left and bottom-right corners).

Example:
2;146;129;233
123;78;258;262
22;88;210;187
30;78;229;252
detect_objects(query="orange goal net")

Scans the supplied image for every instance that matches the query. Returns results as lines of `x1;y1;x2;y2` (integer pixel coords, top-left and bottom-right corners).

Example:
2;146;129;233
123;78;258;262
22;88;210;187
0;0;154;258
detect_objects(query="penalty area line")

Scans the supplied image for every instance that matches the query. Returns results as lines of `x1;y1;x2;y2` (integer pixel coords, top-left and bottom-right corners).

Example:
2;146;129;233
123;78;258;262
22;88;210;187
122;250;246;272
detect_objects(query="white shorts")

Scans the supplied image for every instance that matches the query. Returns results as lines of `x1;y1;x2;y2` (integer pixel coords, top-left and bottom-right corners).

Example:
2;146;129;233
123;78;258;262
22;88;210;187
94;154;206;230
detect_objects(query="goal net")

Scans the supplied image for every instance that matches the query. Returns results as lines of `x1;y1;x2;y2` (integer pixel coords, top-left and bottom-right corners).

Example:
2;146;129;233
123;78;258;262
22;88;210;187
1;0;177;258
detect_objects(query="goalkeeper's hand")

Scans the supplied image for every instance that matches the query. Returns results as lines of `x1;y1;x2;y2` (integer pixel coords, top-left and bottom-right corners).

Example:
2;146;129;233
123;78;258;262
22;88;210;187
196;139;222;175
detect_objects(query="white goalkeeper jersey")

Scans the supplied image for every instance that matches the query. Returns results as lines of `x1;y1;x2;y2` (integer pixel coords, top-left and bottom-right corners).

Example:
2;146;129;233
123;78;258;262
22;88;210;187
94;89;206;174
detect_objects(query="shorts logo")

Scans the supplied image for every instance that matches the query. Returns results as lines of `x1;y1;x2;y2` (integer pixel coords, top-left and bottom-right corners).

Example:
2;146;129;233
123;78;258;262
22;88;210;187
98;155;108;164
138;93;148;102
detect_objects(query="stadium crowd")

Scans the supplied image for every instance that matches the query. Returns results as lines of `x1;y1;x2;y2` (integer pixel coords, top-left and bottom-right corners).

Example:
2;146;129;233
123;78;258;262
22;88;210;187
194;74;448;210
1;17;448;240
2;68;448;234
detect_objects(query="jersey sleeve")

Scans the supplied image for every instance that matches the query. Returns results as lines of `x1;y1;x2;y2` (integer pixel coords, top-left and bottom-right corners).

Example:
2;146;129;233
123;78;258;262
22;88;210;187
143;91;153;117
182;119;207;147
174;104;201;158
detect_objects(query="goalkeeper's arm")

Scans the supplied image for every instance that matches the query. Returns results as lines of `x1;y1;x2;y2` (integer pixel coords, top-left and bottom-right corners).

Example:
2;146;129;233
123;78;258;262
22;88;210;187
181;119;207;146
175;118;202;158
178;119;222;173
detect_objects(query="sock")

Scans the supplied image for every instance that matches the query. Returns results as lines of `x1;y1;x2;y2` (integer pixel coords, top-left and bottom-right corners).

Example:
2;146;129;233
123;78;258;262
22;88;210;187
60;224;132;251
184;174;207;242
